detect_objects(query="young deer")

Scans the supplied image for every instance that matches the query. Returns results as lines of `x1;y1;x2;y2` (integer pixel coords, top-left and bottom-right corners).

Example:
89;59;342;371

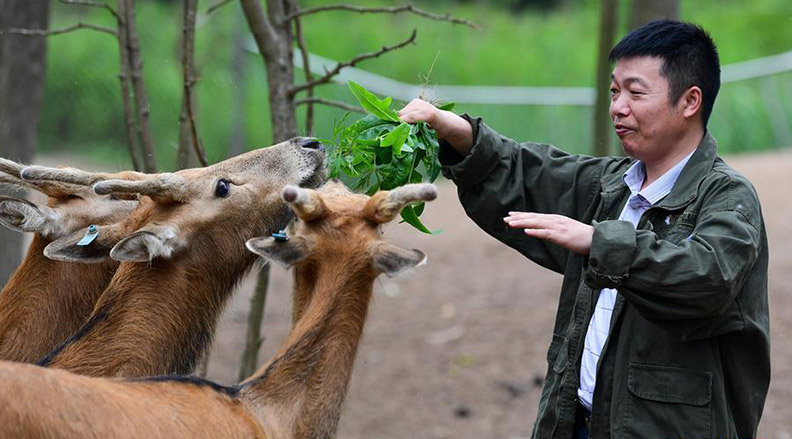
0;181;435;439
0;158;138;363
22;138;324;377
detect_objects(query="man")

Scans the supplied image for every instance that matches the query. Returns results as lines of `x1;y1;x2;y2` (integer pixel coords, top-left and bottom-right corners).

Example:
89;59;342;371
399;20;769;439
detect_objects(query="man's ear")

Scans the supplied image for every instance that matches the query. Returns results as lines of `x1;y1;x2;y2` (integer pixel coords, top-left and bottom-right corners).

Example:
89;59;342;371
245;235;311;268
44;222;128;263
0;196;63;237
109;225;184;262
369;242;427;277
681;86;703;119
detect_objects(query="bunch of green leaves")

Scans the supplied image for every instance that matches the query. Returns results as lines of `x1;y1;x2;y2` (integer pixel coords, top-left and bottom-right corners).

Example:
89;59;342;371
326;81;453;234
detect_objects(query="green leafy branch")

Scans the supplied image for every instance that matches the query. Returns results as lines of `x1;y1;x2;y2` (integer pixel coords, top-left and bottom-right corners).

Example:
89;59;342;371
326;81;453;234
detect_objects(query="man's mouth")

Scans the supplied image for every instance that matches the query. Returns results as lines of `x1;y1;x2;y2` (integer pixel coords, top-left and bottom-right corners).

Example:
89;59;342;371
614;124;633;137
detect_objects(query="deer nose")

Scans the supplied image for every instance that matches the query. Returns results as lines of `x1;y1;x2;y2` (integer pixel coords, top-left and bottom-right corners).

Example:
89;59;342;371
299;138;324;151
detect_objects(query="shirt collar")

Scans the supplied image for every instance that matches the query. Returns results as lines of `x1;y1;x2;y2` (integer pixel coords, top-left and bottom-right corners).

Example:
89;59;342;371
622;149;696;206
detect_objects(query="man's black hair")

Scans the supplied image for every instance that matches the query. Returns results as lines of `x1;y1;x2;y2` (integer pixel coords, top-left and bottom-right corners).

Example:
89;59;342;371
609;19;721;127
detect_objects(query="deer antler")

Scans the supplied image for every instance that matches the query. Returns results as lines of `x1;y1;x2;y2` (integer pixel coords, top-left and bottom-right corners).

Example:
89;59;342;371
0;159;33;191
21;165;112;186
281;185;326;221
363;183;438;224
93;173;188;203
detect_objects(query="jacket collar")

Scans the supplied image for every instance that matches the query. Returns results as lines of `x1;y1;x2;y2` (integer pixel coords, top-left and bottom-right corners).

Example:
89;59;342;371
600;132;718;210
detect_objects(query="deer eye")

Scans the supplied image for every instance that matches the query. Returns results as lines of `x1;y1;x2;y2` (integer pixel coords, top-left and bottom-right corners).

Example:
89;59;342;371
215;179;231;198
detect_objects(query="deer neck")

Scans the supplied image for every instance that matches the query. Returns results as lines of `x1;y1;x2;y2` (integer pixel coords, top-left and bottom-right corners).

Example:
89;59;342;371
241;258;376;439
38;246;258;377
0;234;117;363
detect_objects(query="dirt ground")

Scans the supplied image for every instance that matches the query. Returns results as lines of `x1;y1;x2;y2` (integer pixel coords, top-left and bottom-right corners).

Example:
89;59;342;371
191;148;792;439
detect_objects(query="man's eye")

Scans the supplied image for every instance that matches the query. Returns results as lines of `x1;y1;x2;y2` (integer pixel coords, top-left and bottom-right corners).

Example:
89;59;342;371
215;179;231;198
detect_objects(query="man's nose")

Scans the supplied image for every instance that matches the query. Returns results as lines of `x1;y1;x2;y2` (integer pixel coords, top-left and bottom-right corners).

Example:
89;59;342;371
610;94;630;119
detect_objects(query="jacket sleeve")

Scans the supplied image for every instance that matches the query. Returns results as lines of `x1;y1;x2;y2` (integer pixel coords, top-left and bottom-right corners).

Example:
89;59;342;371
440;115;623;274
584;170;763;322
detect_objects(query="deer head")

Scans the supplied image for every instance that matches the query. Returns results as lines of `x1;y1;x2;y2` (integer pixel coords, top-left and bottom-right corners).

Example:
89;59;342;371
24;138;325;265
0;158;138;241
241;181;436;439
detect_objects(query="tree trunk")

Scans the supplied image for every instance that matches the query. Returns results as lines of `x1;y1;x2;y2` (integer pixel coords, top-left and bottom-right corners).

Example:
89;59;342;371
0;0;50;287
629;0;679;30
591;0;617;156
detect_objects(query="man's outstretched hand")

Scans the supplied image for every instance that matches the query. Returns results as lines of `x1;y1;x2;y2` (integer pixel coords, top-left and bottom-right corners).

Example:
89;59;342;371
504;212;593;255
398;99;474;156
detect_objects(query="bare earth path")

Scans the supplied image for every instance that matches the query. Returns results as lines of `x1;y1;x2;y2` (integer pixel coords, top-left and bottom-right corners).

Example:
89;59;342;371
201;148;792;439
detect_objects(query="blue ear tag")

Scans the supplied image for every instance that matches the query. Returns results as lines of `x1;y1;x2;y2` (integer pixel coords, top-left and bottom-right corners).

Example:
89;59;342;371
271;229;288;242
77;225;99;246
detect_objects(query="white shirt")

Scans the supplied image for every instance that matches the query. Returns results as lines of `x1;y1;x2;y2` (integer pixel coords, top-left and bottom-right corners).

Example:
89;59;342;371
577;150;695;411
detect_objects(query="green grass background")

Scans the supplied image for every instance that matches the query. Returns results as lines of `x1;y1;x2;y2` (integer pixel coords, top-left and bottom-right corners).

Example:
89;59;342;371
38;0;792;169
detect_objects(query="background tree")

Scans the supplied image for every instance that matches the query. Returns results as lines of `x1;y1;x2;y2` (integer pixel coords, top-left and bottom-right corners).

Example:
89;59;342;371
0;0;51;287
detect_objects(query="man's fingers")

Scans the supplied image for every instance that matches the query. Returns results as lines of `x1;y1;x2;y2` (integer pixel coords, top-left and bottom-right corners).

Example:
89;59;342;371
504;212;556;229
524;228;554;240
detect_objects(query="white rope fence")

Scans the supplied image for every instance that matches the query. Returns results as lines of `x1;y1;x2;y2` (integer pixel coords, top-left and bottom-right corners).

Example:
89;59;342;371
277;45;792;106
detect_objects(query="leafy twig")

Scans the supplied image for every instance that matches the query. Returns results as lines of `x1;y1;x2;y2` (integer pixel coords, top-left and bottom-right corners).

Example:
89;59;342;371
296;98;365;114
283;4;479;29
288;29;417;96
9;23;117;38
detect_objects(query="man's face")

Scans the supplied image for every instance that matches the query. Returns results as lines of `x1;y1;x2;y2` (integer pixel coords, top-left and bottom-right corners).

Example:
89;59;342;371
609;56;687;164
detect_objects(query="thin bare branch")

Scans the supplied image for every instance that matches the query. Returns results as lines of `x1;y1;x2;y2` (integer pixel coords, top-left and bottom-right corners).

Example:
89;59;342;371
178;0;208;168
116;0;143;171
59;0;121;23
10;23;117;38
283;4;478;29
206;0;236;15
289;29;417;96
123;0;157;172
238;265;270;381
294;14;314;134
296;98;364;114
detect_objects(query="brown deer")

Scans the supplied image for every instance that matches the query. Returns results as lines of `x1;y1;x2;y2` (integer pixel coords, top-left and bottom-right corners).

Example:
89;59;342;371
0;158;138;363
22;138;324;377
0;181;435;439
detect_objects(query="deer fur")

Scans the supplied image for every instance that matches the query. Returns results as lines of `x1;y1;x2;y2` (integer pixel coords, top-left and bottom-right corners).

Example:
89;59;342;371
0;181;435;439
29;138;325;378
0;159;138;363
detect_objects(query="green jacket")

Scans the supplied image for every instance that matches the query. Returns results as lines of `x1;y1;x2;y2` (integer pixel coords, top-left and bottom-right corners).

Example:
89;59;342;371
439;116;770;439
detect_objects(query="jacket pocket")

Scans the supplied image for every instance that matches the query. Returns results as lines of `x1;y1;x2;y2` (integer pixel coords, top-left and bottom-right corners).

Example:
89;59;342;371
621;363;712;439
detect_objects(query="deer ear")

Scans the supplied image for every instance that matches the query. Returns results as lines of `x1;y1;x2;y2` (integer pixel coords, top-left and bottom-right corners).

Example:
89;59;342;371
369;243;427;277
110;225;183;262
44;223;127;263
0;196;63;237
246;236;311;268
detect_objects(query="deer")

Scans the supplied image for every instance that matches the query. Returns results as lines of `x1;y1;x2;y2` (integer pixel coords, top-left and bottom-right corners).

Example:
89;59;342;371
0;158;139;363
0;181;435;439
19;137;325;378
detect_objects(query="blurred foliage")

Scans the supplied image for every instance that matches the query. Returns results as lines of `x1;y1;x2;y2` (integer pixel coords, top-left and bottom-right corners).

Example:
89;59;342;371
37;0;792;170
